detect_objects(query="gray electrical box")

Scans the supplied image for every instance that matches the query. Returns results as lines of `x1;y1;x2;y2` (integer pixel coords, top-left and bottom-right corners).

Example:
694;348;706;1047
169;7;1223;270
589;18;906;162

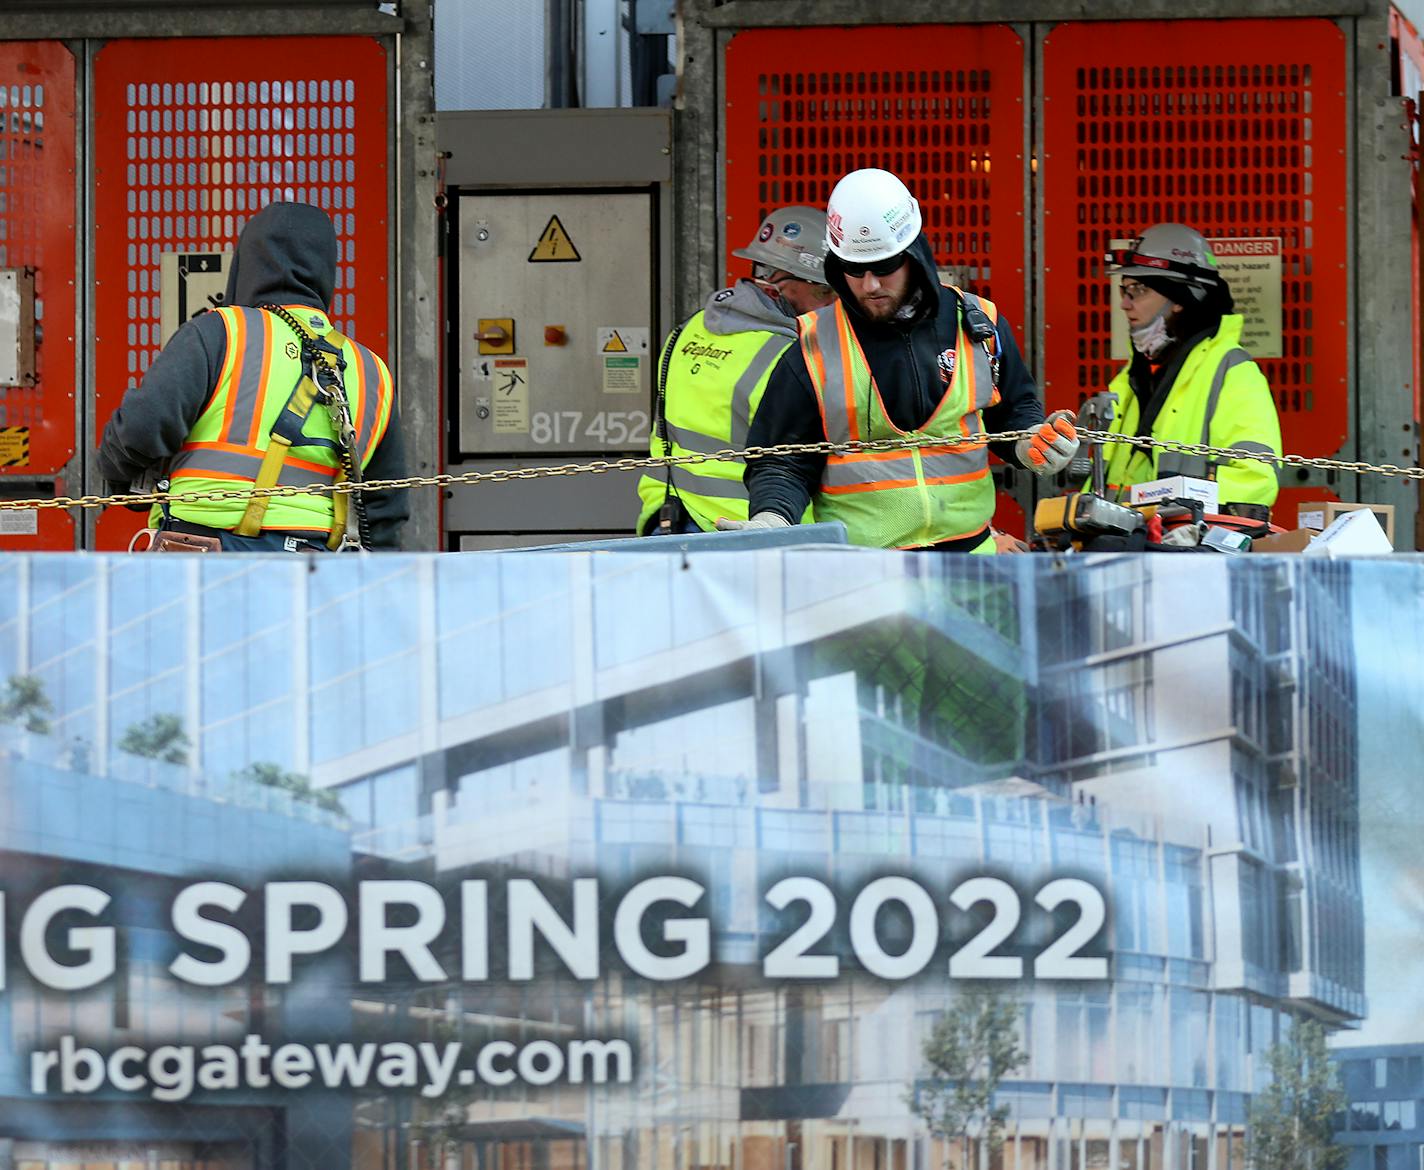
457;191;655;455
438;109;673;549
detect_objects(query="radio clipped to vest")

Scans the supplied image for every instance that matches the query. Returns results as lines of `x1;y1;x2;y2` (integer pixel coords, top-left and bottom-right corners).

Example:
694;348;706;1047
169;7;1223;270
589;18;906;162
246;304;370;551
959;296;1001;390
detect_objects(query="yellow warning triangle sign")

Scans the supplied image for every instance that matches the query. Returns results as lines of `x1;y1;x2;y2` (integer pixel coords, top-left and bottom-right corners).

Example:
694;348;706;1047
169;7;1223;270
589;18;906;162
528;215;581;263
602;331;628;353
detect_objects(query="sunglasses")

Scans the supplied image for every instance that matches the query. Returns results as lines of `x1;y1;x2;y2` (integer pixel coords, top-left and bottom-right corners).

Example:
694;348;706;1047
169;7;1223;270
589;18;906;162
840;252;909;279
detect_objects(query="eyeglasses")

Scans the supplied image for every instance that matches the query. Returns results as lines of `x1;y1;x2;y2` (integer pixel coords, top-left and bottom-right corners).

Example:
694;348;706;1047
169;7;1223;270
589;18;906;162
752;263;805;286
840;252;909;279
1119;280;1152;303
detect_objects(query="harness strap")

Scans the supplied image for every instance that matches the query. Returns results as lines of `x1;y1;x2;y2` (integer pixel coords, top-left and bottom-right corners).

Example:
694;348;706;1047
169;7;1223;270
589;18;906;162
234;317;353;547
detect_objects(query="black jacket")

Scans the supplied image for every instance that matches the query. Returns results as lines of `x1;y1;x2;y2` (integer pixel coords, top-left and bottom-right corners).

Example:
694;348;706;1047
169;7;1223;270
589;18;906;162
745;230;1044;543
97;202;409;548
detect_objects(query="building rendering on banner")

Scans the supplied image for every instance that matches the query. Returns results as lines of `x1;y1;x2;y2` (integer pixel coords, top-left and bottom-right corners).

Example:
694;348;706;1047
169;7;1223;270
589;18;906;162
1331;1044;1424;1170
0;553;1365;1170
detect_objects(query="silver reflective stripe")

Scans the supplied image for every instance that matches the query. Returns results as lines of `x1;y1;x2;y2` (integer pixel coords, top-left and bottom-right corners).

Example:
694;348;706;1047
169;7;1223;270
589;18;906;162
1230;440;1276;455
670;463;748;500
730;335;792;448
823;448;983;487
353;341;380;461
1200;348;1253;443
169;447;337;487
666;422;729;457
226;308;271;445
804;304;853;443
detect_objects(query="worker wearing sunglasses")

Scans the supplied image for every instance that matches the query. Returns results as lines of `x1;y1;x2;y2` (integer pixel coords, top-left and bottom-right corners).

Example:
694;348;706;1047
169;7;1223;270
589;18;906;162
720;168;1077;552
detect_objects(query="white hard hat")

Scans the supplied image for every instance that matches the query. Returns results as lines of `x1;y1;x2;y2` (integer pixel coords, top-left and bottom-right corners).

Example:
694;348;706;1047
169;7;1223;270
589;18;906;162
824;169;922;263
1106;224;1220;285
732;206;829;284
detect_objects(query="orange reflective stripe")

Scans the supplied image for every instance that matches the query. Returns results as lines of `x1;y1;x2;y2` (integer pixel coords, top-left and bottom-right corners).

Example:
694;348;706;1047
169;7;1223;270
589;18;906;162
834;305;862;441
798;311;833;441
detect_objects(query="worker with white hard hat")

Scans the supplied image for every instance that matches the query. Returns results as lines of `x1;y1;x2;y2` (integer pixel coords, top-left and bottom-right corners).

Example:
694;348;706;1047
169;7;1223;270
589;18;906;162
721;168;1075;551
1103;224;1281;508
635;206;835;535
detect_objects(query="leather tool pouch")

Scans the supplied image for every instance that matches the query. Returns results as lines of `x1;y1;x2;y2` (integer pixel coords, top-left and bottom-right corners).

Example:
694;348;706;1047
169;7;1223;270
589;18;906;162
149;530;223;553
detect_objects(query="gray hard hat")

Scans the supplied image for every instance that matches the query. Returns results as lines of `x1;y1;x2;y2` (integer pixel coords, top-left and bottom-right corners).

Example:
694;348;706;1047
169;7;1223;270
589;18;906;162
1106;223;1220;287
732;206;829;284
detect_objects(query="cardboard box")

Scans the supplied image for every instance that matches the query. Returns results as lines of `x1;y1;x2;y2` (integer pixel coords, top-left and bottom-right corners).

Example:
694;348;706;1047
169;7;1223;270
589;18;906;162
1296;500;1395;545
1129;475;1219;512
1301;507;1394;557
1252;528;1316;553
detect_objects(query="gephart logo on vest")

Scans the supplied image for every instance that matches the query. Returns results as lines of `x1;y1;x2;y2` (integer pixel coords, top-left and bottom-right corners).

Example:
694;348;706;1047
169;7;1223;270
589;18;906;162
680;340;734;362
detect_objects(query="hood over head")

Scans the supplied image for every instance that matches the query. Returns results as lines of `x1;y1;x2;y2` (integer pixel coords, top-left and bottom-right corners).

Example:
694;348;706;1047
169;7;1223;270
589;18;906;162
822;230;941;327
224;202;338;311
701;279;799;339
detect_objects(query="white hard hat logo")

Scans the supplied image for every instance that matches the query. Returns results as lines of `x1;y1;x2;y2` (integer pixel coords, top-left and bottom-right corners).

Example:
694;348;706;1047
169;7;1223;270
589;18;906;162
758;222;774;242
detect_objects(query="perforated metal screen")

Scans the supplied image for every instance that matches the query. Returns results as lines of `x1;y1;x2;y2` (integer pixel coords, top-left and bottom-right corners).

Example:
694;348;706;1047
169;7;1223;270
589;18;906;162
0;42;77;481
1041;19;1349;459
91;37;391;494
724;26;1028;334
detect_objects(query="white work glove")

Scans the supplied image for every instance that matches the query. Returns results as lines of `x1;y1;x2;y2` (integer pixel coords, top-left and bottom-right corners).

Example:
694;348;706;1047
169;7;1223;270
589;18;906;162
715;511;792;532
1016;409;1080;475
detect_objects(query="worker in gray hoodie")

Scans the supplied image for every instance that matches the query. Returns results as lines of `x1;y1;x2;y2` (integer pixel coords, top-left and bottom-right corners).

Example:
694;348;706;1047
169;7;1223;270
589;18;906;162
635;206;835;535
98;201;408;551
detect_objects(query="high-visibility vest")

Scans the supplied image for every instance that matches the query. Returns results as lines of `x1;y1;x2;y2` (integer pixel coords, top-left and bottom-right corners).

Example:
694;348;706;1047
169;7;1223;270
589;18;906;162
799;289;1000;549
636;310;794;533
1101;315;1280;507
161;305;394;533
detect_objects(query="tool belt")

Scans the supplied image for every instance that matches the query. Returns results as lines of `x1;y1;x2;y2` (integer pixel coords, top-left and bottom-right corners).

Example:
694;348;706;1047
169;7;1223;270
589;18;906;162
143;517;328;553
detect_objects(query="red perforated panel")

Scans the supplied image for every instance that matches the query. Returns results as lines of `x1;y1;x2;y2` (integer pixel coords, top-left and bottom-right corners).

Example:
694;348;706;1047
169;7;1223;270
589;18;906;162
724;26;1028;334
0;43;77;478
91;37;390;491
1041;20;1349;459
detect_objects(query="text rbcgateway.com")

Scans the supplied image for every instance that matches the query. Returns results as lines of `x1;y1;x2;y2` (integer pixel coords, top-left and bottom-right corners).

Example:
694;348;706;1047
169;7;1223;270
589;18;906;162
31;1034;634;1103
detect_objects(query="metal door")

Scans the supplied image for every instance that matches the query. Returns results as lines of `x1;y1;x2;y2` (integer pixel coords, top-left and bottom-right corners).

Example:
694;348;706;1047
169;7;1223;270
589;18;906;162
89;36;392;549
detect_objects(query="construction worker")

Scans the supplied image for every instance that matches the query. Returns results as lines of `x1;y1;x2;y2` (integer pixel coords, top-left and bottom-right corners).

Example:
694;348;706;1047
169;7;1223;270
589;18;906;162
97;202;407;550
1103;224;1281;507
636;206;836;535
722;169;1078;551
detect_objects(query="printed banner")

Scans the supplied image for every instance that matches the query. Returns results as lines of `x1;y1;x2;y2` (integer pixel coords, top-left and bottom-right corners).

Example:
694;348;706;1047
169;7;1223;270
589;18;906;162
0;551;1420;1170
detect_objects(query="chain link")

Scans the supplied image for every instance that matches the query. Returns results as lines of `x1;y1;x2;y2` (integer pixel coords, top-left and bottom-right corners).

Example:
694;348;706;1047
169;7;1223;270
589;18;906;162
4;429;1421;513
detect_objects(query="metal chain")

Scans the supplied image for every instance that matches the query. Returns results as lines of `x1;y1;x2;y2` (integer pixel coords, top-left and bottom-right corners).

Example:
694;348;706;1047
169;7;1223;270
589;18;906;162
4;428;1421;513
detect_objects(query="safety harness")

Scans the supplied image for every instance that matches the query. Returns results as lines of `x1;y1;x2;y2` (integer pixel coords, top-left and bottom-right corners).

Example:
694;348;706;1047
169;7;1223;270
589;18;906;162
239;304;370;551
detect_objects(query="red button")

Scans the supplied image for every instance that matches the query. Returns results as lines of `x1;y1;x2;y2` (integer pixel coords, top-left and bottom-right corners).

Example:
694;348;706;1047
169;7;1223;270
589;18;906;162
544;325;567;345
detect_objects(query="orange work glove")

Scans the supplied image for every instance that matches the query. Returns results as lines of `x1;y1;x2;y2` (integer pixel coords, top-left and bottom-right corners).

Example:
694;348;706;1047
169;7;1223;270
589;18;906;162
1015;410;1080;475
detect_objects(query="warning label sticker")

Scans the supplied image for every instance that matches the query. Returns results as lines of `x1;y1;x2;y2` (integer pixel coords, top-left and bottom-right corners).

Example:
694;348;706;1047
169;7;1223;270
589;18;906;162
603;356;642;394
491;358;531;433
0;426;30;468
0;508;38;536
528;216;581;264
597;327;650;355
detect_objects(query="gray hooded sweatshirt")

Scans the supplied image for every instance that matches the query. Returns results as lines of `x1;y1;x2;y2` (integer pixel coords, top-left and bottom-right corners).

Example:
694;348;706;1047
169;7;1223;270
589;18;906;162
97;202;408;548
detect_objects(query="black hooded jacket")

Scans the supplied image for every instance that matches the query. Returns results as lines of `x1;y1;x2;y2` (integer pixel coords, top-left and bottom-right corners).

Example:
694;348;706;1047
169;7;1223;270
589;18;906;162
97;202;409;548
745;230;1044;545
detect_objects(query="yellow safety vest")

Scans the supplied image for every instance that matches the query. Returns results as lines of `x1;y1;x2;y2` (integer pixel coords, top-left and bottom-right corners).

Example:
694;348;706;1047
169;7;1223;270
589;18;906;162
1101;315;1281;508
161;305;394;534
798;289;1000;550
636;310;794;533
